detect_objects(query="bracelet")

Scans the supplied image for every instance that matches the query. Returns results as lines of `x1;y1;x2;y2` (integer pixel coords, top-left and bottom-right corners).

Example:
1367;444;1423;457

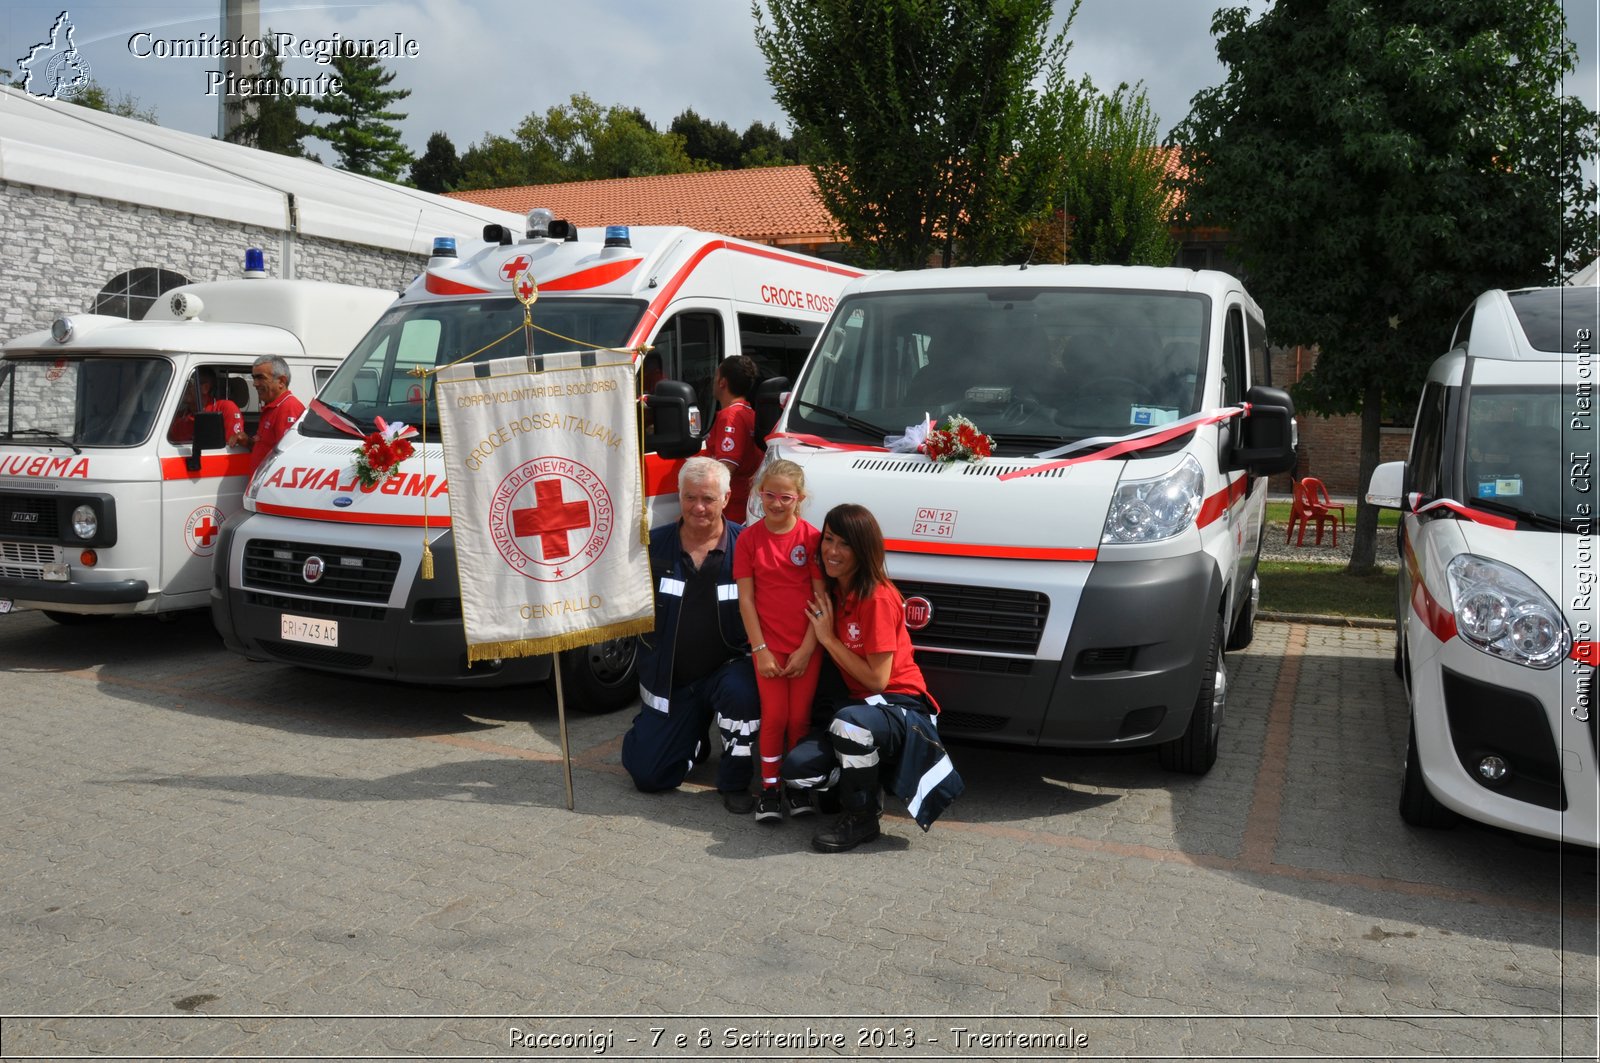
751;643;768;654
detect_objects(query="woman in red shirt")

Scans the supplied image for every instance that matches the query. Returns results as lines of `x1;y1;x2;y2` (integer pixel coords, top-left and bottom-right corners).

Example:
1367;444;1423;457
790;504;963;852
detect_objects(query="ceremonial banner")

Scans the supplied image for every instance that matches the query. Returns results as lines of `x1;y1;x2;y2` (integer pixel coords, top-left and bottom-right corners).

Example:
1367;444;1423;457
434;352;653;661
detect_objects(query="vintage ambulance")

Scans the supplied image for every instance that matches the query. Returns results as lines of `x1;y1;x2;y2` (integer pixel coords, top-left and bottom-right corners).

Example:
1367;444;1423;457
210;216;862;708
710;264;1296;771
0;252;394;623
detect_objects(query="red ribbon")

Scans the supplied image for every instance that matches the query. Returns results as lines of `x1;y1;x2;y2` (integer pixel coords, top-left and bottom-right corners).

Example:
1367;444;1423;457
1409;495;1519;530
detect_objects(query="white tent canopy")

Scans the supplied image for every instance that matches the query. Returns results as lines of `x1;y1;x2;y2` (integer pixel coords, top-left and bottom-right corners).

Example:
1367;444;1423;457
1571;258;1599;286
0;85;521;259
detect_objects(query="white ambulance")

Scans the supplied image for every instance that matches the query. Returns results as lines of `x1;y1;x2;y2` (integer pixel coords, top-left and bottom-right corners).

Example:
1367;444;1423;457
0;252;394;623
211;216;863;708
1366;284;1596;846
715;264;1296;771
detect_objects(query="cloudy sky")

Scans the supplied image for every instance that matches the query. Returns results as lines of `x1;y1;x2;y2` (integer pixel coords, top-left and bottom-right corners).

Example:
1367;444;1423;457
3;0;1596;166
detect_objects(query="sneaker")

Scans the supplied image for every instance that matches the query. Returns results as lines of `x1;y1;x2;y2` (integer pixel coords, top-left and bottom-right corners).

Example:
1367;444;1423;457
811;811;881;853
754;790;784;823
721;790;755;815
785;786;817;817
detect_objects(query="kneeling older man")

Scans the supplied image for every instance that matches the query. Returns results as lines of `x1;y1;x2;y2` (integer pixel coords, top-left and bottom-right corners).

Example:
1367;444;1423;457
620;456;759;812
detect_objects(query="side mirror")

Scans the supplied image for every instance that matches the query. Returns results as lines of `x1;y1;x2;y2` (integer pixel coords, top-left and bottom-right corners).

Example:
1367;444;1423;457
1366;461;1406;509
753;375;790;444
647;379;702;459
187;411;226;471
1229;384;1297;476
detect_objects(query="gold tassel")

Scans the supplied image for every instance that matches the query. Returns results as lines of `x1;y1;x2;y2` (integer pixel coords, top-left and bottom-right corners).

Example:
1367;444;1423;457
420;541;434;581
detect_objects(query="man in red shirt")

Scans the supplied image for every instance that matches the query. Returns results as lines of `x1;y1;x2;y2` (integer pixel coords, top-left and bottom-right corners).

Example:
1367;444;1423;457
705;356;762;522
168;367;244;444
236;356;305;469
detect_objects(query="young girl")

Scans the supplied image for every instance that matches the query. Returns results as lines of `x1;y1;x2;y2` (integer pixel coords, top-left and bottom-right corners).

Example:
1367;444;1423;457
733;459;825;821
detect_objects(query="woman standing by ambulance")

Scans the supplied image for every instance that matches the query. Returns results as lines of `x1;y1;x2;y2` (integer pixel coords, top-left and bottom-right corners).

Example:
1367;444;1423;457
783;503;964;852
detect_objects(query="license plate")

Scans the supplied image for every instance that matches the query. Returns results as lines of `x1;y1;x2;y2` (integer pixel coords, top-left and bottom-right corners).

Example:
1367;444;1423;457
281;612;338;647
0;599;11;614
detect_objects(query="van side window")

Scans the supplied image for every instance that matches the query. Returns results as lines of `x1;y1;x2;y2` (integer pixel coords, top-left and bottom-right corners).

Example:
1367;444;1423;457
738;312;821;383
653;311;724;417
1407;382;1447;500
1222;307;1247;408
1245;309;1269;388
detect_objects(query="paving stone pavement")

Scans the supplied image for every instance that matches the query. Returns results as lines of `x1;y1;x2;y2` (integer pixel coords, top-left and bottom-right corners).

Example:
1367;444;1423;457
0;608;1594;1061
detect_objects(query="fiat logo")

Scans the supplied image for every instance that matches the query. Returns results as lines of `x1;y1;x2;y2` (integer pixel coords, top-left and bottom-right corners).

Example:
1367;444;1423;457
302;555;325;584
904;595;933;631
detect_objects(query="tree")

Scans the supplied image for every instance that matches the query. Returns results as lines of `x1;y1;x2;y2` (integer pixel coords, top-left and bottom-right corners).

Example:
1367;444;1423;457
1170;0;1599;573
672;109;743;169
739;120;801;167
754;0;1089;268
409;132;461;193
71;80;157;122
1057;82;1176;266
223;32;312;157
309;43;413;180
457;134;533;190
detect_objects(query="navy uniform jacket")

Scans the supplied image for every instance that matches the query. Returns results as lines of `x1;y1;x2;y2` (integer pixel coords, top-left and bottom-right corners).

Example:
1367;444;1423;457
635;518;749;712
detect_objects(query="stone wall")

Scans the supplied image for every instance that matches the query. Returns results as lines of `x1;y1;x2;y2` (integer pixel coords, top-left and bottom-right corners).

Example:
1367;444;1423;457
1;181;423;338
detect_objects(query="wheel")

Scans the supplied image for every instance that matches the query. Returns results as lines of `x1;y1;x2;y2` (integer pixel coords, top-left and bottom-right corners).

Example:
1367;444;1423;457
1225;571;1259;651
557;636;639;714
1159;612;1224;774
1399;717;1458;829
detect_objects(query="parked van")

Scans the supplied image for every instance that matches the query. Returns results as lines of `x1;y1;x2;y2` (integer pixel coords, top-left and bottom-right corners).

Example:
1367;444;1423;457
703;264;1296;771
1366;285;1597;846
211;217;862;707
0;253;394;622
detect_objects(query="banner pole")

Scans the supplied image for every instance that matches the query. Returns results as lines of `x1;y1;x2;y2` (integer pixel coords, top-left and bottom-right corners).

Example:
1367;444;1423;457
552;653;575;811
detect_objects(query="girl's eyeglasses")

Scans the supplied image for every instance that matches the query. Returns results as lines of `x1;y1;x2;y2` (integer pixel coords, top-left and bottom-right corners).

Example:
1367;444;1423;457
759;491;798;505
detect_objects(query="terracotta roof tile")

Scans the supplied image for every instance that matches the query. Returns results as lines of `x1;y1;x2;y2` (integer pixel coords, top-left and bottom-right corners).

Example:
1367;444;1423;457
446;165;841;245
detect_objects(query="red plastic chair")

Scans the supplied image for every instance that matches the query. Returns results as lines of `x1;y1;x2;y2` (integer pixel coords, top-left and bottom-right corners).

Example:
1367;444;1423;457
1286;476;1346;546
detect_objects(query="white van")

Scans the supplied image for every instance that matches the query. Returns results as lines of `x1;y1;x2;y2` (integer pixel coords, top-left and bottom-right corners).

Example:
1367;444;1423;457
211;217;863;708
1366;285;1597;846
0;255;394;623
724;264;1296;771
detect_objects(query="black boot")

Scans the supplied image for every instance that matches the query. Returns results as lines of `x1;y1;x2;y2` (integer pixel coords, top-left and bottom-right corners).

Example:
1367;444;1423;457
811;810;881;852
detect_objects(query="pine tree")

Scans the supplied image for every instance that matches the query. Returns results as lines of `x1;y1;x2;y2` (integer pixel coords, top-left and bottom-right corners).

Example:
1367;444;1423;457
223;33;312;158
309;43;413;180
409;132;461;192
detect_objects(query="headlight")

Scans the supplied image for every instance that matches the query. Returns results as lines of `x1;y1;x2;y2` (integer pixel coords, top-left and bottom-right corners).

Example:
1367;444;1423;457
71;504;97;540
1447;554;1570;668
1102;453;1204;544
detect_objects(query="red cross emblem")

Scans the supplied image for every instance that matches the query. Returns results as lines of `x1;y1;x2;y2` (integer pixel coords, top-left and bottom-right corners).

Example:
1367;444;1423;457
516;274;537;302
498;255;531;281
511;478;592;561
183;505;225;557
193;515;219;547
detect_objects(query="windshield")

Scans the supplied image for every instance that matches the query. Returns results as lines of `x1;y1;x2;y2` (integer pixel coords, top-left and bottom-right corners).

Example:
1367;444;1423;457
790;287;1210;454
1459;386;1588;529
0;356;174;447
308;296;646;440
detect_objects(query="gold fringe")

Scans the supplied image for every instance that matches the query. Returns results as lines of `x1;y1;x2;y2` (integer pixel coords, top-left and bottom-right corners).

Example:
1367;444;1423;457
466;614;654;664
420;542;434;581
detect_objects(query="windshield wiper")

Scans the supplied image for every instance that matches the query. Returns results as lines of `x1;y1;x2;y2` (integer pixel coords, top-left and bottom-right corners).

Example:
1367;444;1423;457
4;428;81;454
1468;496;1567;533
793;400;893;443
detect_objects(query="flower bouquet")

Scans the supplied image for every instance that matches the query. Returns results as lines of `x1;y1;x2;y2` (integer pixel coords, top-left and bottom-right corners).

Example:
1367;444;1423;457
921;414;994;463
353;416;417;488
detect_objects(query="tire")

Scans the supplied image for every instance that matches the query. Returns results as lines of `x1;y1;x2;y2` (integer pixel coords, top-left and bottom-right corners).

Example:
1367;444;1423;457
1225;571;1259;652
1159;612;1224;775
1399;717;1458;829
557;636;639;714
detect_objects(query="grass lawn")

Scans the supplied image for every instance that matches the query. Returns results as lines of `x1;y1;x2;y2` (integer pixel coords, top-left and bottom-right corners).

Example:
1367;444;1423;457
1259;560;1399;619
1265;500;1401;527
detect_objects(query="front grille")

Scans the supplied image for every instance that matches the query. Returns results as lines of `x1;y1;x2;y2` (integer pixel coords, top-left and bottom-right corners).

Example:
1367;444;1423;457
0;541;59;579
917;649;1033;676
244;591;388;622
0;493;61;538
243;538;401;603
896;579;1048;655
938;711;1009;733
261;639;374;669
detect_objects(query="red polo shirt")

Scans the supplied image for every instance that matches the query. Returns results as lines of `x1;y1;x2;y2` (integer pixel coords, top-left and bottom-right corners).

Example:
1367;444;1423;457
251;391;305;468
707;399;760;522
833;581;936;709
